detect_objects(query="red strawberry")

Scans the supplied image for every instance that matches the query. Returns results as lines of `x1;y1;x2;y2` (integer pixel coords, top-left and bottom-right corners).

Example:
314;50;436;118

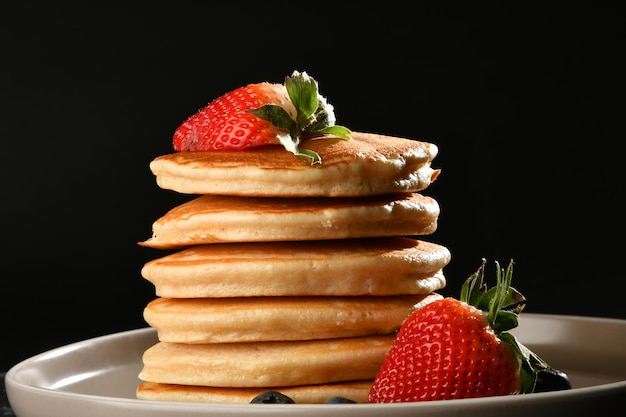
368;259;556;403
173;71;351;164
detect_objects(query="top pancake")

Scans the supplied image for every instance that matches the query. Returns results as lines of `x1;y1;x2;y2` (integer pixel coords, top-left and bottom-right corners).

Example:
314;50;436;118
149;131;440;197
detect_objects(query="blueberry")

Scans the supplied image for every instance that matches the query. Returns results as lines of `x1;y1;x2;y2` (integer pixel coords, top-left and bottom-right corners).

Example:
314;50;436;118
250;390;295;404
324;396;357;404
533;367;572;393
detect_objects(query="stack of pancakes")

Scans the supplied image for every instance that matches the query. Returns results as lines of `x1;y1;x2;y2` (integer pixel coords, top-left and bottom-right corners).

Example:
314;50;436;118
136;131;451;404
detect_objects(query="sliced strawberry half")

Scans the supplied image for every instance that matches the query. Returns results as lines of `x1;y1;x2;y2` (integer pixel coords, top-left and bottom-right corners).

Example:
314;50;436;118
173;71;351;164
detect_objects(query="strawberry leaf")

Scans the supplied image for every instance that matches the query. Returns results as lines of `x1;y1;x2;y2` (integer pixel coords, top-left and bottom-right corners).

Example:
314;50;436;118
460;258;486;306
490;310;519;333
317;125;352;140
247;103;323;164
500;332;550;394
460;265;477;300
247;104;297;133
273;132;322;165
463;258;555;394
249;70;351;165
285;71;318;126
462;259;526;330
295;148;322;164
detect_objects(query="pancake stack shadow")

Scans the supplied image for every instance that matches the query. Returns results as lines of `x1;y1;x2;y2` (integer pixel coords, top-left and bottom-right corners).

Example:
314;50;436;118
136;132;451;404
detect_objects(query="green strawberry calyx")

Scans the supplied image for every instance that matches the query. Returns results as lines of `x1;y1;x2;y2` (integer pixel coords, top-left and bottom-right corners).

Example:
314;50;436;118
460;258;551;394
246;70;351;165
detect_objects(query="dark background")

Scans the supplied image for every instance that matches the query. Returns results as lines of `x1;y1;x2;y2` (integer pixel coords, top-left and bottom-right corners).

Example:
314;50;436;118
1;3;624;371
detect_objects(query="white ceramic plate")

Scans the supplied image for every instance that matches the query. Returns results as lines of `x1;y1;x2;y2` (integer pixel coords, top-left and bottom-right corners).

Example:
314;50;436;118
6;313;626;417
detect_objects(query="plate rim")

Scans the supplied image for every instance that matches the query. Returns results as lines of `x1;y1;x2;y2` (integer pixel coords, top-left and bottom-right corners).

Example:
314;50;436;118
6;313;626;413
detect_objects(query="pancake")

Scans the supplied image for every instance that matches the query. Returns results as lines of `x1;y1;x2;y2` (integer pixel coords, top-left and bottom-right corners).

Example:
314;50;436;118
141;237;450;297
137;380;373;404
149;131;440;197
143;293;441;344
139;336;393;388
139;192;440;249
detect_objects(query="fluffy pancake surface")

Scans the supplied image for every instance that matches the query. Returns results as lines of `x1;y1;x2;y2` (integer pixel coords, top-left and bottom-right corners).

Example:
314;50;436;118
149;131;440;197
141;237;449;297
143;293;442;343
139;336;394;388
139;193;440;249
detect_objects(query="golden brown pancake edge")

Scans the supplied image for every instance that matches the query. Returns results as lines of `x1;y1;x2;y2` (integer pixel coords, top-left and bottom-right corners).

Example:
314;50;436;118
141;237;450;297
143;293;442;343
139;193;440;249
137;380;373;404
138;336;394;388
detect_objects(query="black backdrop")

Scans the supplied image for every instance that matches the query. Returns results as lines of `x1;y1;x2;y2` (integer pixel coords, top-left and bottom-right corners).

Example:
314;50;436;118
2;3;624;371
